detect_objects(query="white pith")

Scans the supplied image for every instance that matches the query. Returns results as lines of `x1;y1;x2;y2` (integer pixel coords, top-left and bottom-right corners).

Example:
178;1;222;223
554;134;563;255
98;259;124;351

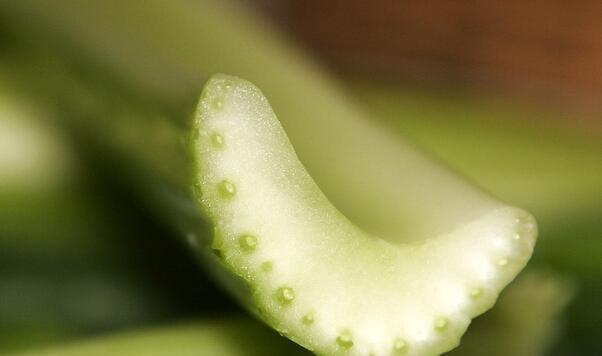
192;75;536;356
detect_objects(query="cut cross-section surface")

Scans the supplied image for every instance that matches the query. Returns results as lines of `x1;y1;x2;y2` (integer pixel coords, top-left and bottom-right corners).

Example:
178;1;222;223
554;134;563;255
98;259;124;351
191;74;537;356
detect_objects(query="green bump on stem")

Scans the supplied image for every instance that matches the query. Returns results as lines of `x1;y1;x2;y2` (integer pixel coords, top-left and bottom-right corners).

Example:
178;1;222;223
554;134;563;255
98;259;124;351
435;318;449;331
210;132;225;148
192;181;203;197
217;179;236;198
301;312;314;326
276;287;295;306
393;338;408;354
497;258;509;267
212;97;224;111
260;261;273;272
470;288;483;299
336;331;354;349
238;234;258;252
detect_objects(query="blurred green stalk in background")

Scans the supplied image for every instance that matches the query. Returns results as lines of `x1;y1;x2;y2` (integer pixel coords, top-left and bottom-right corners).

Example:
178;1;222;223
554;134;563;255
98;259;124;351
10;318;309;356
0;74;240;352
6;272;573;356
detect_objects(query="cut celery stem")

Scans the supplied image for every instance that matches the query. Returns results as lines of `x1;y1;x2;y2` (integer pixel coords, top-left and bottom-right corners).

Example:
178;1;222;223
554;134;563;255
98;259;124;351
190;75;536;355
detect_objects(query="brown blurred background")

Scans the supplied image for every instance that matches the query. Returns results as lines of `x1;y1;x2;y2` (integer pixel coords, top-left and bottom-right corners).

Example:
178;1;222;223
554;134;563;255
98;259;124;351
257;0;602;131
